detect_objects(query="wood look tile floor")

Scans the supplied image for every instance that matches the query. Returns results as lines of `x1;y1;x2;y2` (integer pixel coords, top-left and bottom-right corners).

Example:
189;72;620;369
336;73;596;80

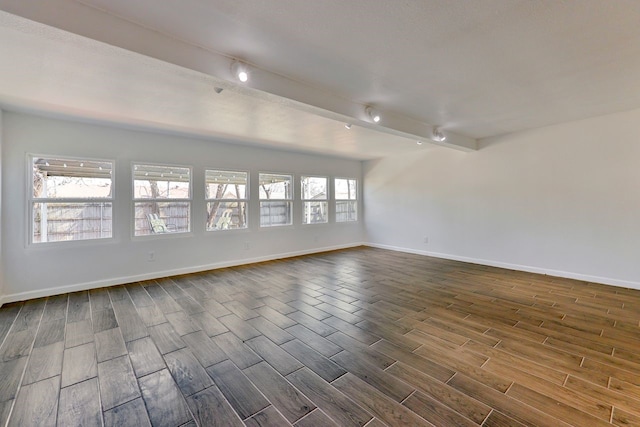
1;246;640;426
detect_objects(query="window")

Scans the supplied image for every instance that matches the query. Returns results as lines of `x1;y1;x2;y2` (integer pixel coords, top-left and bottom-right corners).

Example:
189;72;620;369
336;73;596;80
205;170;248;231
301;176;328;224
31;156;113;243
133;164;191;236
259;173;293;227
335;178;357;222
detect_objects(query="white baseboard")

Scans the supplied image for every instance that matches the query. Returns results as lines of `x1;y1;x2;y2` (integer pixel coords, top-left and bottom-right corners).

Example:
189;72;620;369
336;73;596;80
0;242;365;306
3;241;637;306
365;242;640;291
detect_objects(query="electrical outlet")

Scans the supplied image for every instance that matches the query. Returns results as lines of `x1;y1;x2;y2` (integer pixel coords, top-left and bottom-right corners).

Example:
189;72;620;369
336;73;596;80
313;235;319;243
243;242;250;250
423;236;429;244
148;251;155;262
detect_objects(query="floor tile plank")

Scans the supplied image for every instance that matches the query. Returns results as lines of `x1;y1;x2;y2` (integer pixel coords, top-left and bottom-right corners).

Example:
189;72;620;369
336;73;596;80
163;348;214;396
244;406;290;427
139;369;193;427
331;350;414;402
103;397;152;427
294;409;339;427
247;316;295;345
23;341;64;385
111;298;149;342
285;324;342;358
245;335;303;376
403;390;479;427
61;343;97;388
126;337;166;378
98;355;141;410
243;361;315;423
286;368;372;427
148;323;186;355
95;327;128;362
186;385;244;427
332;373;431;427
2;247;640;427
212;332;262;369
0;357;28;401
281;339;346;382
34;318;65;347
218;313;261;341
182;330;228;368
9;376;60;427
206;360;270;420
386;362;491;425
57;378;101;427
65;319;94;348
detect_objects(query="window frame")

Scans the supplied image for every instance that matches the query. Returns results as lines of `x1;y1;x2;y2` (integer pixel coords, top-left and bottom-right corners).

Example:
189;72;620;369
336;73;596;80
28;154;115;245
334;177;358;223
258;172;294;228
205;168;250;232
132;162;192;237
301;175;329;225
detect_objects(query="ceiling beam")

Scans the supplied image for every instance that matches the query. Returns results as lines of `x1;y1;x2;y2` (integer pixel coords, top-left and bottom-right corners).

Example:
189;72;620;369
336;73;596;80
0;1;477;151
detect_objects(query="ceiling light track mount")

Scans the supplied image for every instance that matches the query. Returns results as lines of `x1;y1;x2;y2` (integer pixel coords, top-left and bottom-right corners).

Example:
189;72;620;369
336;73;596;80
365;106;381;123
431;127;447;142
231;59;249;83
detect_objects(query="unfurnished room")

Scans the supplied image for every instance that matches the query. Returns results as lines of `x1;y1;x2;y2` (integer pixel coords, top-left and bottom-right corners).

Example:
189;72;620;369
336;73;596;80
0;1;639;426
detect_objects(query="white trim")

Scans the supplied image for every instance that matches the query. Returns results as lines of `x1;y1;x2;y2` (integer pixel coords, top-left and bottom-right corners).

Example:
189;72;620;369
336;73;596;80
132;162;192;237
259;172;294;228
301;175;329;225
0;242;365;306
5;241;636;306
28;154;115;246
205;168;249;232
365;243;640;291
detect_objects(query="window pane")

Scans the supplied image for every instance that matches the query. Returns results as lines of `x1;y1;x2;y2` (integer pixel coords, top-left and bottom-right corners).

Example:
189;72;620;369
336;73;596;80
260;201;292;226
206;201;247;231
302;176;327;200
303;201;328;224
134;201;190;235
259;173;292;199
33;157;112;199
206;170;247;199
335;178;357;200
33;202;112;243
336;201;357;222
134;165;190;199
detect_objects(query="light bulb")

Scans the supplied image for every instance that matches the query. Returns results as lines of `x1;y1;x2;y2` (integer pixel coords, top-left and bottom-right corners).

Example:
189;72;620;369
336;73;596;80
231;60;249;83
365;106;381;123
432;128;447;142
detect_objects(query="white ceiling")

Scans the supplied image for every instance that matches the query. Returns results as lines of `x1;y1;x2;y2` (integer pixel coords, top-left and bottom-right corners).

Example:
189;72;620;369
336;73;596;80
1;0;640;159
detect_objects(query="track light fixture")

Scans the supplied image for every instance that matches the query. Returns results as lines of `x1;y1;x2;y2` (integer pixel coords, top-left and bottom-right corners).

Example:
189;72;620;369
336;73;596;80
365;106;381;123
214;87;224;94
231;60;249;83
344;123;352;130
416;140;423;145
431;127;447;142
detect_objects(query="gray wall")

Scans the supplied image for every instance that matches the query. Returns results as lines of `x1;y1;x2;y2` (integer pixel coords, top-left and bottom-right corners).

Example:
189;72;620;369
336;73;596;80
365;108;640;289
1;112;363;303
